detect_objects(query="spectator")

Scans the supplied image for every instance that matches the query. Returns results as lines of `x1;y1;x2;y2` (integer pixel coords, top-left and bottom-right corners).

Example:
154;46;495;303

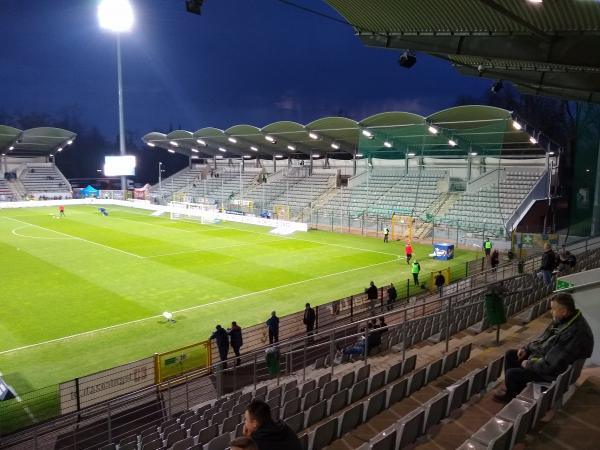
228;321;243;366
434;271;445;297
483;238;493;258
494;293;594;403
383;226;390;243
411;260;421;286
538;243;556;285
243;400;302;450
210;325;230;368
378;316;388;334
557;246;576;271
366;281;378;313
230;437;258;450
405;242;413;264
303;303;316;335
386;283;397;311
491;249;499;271
266;311;279;344
366;321;382;351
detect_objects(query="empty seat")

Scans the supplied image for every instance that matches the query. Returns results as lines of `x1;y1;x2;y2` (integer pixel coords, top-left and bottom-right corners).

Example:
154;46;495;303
317;372;331;389
268;386;282;401
407;367;426;396
497;398;535;449
197;424;219;445
468;367;488;399
422;391;449;433
206;432;232;450
282;397;301;420
458;343;472;364
369;370;386;394
446;378;469;415
329;389;348;415
211;410;228;426
283;387;299;405
356;364;371;382
188;418;209;435
397;407;425;449
338;402;363;437
486;356;504;385
386;378;407;408
310;417;338;450
386;362;403;384
442;349;458;374
222;414;241;434
284;411;304;434
303;388;320;411
165;429;186;448
402;355;417;375
321;379;338;400
364;390;386;422
305;400;327;428
471;417;513;450
301;380;317;397
350;379;368;403
426;359;442;385
340;372;355;391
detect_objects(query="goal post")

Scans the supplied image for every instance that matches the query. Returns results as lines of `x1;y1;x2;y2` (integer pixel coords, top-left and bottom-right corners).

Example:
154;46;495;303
391;214;413;242
169;201;219;224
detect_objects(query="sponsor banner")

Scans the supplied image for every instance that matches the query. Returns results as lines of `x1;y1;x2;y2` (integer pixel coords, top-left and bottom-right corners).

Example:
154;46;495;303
59;357;155;414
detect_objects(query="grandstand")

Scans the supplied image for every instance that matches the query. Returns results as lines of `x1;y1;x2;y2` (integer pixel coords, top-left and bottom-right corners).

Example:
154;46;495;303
19;163;72;198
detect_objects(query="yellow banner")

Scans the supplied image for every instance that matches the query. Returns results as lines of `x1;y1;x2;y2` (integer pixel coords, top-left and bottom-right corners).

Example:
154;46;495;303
155;341;211;383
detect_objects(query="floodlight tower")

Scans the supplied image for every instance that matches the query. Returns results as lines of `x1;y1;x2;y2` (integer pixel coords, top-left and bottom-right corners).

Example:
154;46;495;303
98;0;134;199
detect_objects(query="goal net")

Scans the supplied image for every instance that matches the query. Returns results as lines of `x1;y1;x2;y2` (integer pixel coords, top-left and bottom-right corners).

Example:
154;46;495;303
391;214;414;242
169;201;219;224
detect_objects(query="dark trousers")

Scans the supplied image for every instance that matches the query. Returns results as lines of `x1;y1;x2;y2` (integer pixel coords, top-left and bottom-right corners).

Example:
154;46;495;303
412;273;419;286
406;254;412;264
437;286;443;297
504;349;544;399
387;298;396;311
232;345;241;365
218;346;229;367
306;323;315;335
383;234;388;243
269;329;279;344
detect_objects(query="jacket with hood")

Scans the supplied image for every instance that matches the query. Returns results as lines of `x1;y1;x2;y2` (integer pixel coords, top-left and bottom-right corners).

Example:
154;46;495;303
251;420;302;450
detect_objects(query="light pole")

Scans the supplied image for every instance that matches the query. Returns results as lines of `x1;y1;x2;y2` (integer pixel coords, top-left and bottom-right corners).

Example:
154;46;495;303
158;162;163;201
98;0;134;200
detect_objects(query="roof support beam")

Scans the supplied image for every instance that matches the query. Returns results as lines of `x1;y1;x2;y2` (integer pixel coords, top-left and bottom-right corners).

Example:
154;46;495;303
475;0;552;43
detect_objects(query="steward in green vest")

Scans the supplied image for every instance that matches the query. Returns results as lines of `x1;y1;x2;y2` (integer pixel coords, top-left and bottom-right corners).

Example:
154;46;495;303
483;238;493;256
411;260;421;286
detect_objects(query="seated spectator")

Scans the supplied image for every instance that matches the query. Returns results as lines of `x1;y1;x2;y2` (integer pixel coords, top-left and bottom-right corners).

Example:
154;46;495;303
366;322;381;350
557;246;576;271
230;437;258;450
342;327;367;356
243;400;302;450
378;316;388;334
494;293;593;403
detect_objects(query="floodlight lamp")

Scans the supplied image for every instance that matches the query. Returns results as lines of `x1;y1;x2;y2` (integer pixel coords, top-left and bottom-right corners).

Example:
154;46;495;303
529;136;538;144
308;132;319;140
383;141;393;148
275;154;283;159
470;152;478;156
265;135;276;143
216;155;223;159
287;145;296;151
548;151;555;156
512;120;522;130
448;139;458;147
167;149;176;154
407;152;416;157
361;129;373;138
250;146;258;152
98;0;134;33
356;153;363;158
428;126;438;135
191;148;199;153
8;146;14;151
527;0;543;4
1;153;5;156
228;137;237;143
196;139;207;146
67;140;73;145
312;154;320;158
147;142;156;147
57;147;63;152
243;155;252;159
218;147;227;152
191;155;199;159
330;142;340;150
170;141;179;147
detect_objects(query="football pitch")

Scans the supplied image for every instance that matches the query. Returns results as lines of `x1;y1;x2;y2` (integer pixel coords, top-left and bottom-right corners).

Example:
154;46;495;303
0;205;478;393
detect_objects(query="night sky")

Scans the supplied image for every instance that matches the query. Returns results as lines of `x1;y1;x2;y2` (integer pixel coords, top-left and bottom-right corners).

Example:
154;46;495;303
1;0;492;139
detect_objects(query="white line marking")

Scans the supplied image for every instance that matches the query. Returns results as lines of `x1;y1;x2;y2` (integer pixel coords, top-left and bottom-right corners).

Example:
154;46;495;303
11;225;75;240
1;217;144;259
0;258;396;355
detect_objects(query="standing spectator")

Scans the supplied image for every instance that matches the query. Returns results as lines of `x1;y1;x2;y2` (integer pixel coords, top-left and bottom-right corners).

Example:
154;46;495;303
243;400;302;450
230;437;258;450
405;242;413;264
366;281;378;313
538;243;556;285
434;271;445;297
303;303;316;335
58;205;65;217
411;260;421;286
210;325;230;368
483;238;493;258
378;316;388;334
383;226;390;243
228;321;243;366
557;246;576;271
491;249;500;271
386;283;397;311
266;311;279;344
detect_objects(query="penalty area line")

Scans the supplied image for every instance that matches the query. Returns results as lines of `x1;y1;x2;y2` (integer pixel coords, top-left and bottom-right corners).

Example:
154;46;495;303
0;257;397;356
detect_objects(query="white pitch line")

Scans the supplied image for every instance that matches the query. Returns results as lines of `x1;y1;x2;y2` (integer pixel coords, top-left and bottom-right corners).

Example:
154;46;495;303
0;257;396;356
11;225;74;240
2;217;144;259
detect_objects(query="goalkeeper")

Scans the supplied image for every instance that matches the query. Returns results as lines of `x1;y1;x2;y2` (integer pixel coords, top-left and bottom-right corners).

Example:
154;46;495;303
98;207;109;216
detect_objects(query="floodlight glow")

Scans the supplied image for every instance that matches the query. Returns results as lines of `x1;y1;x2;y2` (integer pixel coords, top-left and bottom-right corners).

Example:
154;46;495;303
548;151;555;156
250;146;258;152
356;153;363;157
196;139;207;146
428;126;438;134
275;154;284;158
103;155;136;176
312;154;320;158
167;149;175;154
57;147;63;152
330;142;340;150
191;148;199;153
243;155;252;159
470;152;478;156
218;147;227;152
529;136;538;144
512;120;522;130
527;0;543;4
147;142;156;147
98;0;134;33
308;132;319;140
67;140;73;145
383;141;392;148
1;153;4;156
287;145;296;151
228;137;237;143
8;146;14;150
265;135;275;143
407;152;416;157
191;155;199;159
448;139;457;147
361;129;373;138
216;155;223;159
169;140;179;147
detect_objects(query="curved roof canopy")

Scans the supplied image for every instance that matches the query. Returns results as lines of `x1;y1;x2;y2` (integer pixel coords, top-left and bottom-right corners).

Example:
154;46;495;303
142;106;558;160
0;126;76;157
326;0;600;103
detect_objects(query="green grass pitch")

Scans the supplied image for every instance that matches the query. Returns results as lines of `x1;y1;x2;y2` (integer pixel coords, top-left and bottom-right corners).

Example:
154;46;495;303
0;205;477;394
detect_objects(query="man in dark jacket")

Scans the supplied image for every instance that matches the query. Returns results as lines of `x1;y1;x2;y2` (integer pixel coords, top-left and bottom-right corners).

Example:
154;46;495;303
434;271;445;297
243;399;302;450
539;243;556;285
494;293;594;403
366;281;378;313
386;283;397;311
228;321;243;366
303;303;316;335
266;311;279;344
210;325;230;368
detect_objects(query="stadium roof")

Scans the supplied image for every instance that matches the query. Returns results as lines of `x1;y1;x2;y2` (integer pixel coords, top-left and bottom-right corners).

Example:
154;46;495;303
142;105;560;160
325;0;600;103
0;126;77;157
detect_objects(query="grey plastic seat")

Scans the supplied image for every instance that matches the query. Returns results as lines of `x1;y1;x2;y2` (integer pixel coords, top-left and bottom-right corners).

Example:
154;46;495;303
425;359;442;385
268;386;282;401
407;367;426;396
232;402;247;416
283;387;299;405
165;429;186;448
304;400;327;428
220;399;235;412
118;443;137;450
142;438;164;450
267;395;280;410
422;391;449;433
211;410;228;426
468;367;488;398
301;379;317;398
350;379;368;403
284;411;304;434
221;414;240;434
486;356;504;385
356;364;371;382
397;407;425;449
340;372;355;391
386;378;407;408
471;417;513;450
364;390;386;422
239;391;253;405
254;386;267;399
303;388;320;411
456;439;487;449
386;362;402;384
321;379;338;401
310;417;338;450
402;355;417;375
369;428;396;450
141;432;160;448
197;424;219;445
284;379;298;393
188;418;209;435
338;402;363;437
458;343;472;364
206;432;232;450
368;370;386;394
442;349;458;374
497;398;535;449
317;372;331;389
282;397;301;420
446;378;469;415
328;389;348;415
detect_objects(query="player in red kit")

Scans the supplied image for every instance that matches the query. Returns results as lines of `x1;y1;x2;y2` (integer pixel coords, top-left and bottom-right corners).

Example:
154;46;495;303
405;242;412;264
